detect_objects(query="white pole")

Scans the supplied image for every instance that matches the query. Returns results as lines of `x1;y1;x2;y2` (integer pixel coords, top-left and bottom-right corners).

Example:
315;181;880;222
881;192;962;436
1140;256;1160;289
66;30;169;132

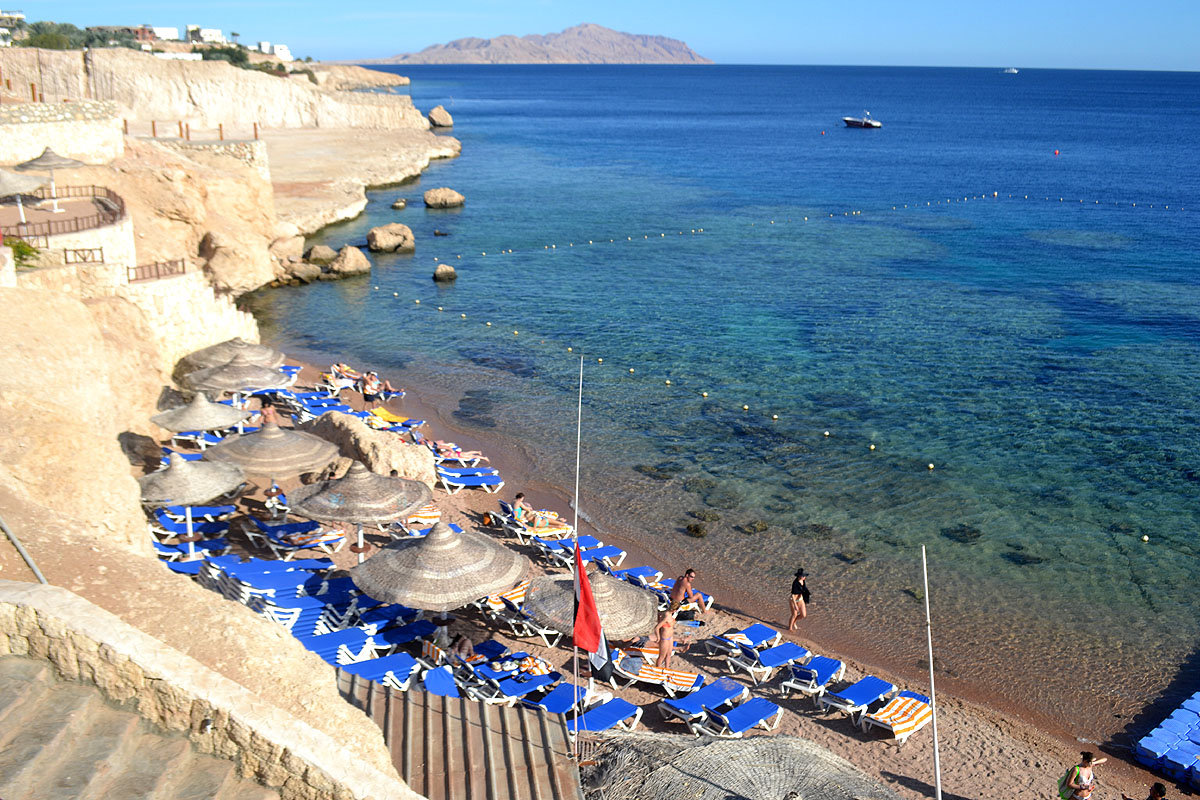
922;545;943;800
571;357;583;749
15;193;26;224
185;506;196;560
49;169;62;213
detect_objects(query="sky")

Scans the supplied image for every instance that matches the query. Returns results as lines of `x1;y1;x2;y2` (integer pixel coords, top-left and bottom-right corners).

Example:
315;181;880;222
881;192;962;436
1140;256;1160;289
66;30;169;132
19;1;1199;70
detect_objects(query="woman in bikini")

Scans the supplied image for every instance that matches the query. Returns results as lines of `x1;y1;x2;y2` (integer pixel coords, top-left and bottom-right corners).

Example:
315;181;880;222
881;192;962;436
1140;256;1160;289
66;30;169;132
1061;752;1107;800
788;567;810;631
654;605;678;669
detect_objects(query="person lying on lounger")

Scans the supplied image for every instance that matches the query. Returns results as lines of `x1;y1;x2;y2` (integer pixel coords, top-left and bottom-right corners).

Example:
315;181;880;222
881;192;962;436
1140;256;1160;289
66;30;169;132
514;493;570;530
433;440;488;461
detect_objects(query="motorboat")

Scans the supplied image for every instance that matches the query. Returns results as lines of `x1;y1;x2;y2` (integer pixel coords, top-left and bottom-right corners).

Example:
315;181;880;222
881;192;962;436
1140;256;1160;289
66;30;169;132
1002;67;1019;74
843;111;881;129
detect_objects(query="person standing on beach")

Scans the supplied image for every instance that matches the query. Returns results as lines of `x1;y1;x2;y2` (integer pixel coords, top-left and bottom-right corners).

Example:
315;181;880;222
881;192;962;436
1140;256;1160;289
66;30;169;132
1059;752;1107;800
653;606;677;669
789;567;810;631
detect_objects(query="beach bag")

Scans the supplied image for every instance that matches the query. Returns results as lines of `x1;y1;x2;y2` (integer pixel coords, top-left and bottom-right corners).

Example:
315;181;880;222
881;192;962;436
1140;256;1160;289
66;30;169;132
676;609;696;621
1057;766;1079;800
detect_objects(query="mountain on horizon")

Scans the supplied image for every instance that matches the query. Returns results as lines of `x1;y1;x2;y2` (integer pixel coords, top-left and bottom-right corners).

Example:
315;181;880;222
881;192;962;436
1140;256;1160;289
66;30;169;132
377;23;712;65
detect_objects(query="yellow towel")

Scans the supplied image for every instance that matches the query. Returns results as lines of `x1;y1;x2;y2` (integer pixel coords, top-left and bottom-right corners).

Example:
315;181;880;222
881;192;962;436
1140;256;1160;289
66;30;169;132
370;407;409;424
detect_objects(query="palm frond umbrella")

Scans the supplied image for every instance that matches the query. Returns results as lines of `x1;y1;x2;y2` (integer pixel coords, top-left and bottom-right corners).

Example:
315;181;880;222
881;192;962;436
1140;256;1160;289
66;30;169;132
349;521;528;642
139;453;245;558
202;421;338;479
183;352;292;396
288;461;432;563
14;147;83;214
0;169;49;225
524;565;657;641
150;391;252;434
183;337;286;371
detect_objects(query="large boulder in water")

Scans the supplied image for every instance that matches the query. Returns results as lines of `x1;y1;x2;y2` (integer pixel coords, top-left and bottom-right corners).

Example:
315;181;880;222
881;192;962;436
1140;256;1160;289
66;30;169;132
366;223;416;253
329;245;371;275
432;264;457;283
427;105;454;127
305;244;337;265
300;411;436;489
423;187;465;208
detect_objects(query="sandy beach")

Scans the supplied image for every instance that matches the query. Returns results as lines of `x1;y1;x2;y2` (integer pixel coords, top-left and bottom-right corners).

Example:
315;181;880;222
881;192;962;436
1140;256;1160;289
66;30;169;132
257;357;1169;800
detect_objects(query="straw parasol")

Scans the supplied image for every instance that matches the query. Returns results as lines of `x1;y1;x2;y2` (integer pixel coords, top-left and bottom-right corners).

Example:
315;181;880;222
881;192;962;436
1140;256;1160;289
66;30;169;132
183;337;286;370
183;352;292;394
349;521;528;612
150;392;252;433
524;565;657;640
14;147;84;214
0;168;49;225
139;453;245;507
202;421;338;479
289;461;432;562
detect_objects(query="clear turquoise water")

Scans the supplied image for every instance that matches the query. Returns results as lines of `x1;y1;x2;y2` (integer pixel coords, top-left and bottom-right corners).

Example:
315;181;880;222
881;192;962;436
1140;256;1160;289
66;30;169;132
245;66;1200;739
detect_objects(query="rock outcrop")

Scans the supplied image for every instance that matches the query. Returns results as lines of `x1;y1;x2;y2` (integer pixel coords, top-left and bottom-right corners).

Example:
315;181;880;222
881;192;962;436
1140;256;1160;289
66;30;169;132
305;244;338;265
391;198;408;210
329;245;372;275
424;187;465;208
433;264;458;283
300;412;437;488
428;105;454;127
366;223;416;253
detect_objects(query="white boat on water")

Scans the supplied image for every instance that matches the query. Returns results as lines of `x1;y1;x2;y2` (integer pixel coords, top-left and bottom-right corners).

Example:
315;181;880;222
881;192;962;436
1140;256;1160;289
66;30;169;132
1002;67;1019;74
843;110;881;128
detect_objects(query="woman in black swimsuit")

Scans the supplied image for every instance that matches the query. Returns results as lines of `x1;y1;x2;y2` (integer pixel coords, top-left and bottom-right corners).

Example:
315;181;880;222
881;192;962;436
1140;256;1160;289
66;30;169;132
788;567;810;631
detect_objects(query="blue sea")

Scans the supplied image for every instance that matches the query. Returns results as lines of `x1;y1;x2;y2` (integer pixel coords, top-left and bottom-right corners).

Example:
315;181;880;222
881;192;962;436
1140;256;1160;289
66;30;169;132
245;65;1200;741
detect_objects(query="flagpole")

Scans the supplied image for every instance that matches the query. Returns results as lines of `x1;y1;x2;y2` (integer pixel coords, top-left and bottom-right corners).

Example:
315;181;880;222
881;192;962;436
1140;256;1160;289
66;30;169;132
571;356;583;752
922;545;943;800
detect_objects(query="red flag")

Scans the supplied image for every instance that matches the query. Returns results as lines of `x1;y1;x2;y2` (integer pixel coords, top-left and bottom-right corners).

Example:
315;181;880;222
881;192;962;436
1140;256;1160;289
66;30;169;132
573;544;603;653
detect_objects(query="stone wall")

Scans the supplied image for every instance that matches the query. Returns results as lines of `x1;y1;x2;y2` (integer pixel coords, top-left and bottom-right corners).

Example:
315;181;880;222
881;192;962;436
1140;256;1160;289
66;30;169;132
16;215;138;290
0;100;125;164
154;138;271;181
0;581;423;800
0;245;14;288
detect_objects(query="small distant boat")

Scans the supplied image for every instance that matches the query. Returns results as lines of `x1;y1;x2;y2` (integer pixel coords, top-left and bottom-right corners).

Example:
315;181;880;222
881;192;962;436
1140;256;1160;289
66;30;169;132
843;111;881;129
1002;67;1019;74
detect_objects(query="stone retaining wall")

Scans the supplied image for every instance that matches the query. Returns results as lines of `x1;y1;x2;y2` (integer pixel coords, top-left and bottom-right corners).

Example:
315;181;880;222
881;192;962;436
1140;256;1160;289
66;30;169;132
154;138;271;181
0;100;124;164
0;581;423;800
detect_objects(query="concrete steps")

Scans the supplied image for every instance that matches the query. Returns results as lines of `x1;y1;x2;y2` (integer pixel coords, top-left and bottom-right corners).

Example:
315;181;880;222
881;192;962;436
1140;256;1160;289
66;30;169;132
339;670;584;800
0;655;279;800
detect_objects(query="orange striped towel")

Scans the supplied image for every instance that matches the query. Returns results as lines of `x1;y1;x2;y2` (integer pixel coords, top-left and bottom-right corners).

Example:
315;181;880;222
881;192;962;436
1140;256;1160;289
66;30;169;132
724;632;753;646
864;695;933;738
633;663;701;691
407;504;441;526
282;528;343;546
485;579;531;612
422;640;446;665
519;656;553;676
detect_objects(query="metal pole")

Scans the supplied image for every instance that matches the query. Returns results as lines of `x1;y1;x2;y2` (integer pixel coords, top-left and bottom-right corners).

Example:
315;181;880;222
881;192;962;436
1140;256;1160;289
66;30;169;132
0;512;48;584
922;545;943;800
571;356;583;752
151;120;157;137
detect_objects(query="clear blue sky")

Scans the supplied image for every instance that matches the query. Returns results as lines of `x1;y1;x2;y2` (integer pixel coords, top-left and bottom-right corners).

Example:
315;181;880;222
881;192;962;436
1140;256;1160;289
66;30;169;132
21;0;1199;70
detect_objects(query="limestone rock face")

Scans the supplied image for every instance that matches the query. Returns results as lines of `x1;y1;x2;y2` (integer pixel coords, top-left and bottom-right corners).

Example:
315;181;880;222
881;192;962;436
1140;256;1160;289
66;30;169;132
305;244;338;265
329;246;371;275
269;235;306;261
391;198;407;210
423;187;465;208
286;262;323;284
428;105;454;127
366;223;416;253
433;264;458;283
300;412;437;489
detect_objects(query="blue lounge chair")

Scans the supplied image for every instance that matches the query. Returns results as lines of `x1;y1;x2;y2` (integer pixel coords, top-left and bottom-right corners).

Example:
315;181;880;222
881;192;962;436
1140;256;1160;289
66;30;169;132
697;697;783;738
433;465;499;477
779;656;846;704
657;677;748;733
164;559;204;575
159;447;204;468
424;665;460;697
818;675;897;724
612;566;663;587
339;652;419;691
246;517;346;559
578;545;627;570
161;504;238;523
473;640;509;662
436;469;505;495
152;538;230;561
704;623;781;656
571;698;642;734
728;642;809;685
478;672;561;706
657;578;715;611
523;683;586;715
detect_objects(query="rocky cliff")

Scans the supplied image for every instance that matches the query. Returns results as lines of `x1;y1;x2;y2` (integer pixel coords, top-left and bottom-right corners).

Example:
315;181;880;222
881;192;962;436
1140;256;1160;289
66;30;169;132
381;22;712;64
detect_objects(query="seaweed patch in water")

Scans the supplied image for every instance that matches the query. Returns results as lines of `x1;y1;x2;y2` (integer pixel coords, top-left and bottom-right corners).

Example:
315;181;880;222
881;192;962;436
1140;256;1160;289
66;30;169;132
791;522;836;540
457;345;537;378
735;520;770;535
682;476;717;494
452;389;499;428
689;509;721;522
633;462;685;481
941;523;983;544
703;486;743;510
684;523;707;538
834;549;866;564
1003;551;1045;566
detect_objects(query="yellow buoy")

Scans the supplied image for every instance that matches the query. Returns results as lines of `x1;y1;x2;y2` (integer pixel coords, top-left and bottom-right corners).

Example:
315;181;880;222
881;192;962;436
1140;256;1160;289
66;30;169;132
486;322;492;327
742;405;749;411
437;307;443;311
665;380;671;385
823;431;830;437
393;292;399;297
1142;534;1149;542
928;463;935;470
513;330;519;335
869;444;876;450
629;368;635;373
597;358;603;363
772;414;778;420
701;392;708;397
567;347;573;352
414;299;420;304
461;313;466;319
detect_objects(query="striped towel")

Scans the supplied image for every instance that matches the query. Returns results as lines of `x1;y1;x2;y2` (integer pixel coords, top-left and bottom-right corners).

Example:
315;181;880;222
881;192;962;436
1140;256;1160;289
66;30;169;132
282;528;343;546
484;579;531;612
865;696;933;738
724;632;752;646
422;640;446;665
519;656;553;676
637;664;701;691
407;504;441;526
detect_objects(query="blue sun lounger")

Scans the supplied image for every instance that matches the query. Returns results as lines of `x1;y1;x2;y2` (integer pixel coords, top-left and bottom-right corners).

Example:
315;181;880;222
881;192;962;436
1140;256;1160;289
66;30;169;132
704;623;782;656
152;538;231;561
818;675;897;724
437;470;505;494
435;465;500;477
779;656;846;704
612;566;663;587
657;677;748;733
339;652;419;691
728;642;810;684
697;697;784;738
578;545;627;569
161;504;238;523
523;683;586;715
424;665;461;697
571;697;642;734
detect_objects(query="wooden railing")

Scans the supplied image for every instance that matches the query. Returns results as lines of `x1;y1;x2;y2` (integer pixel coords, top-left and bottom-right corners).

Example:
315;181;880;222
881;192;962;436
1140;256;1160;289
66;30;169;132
127;259;185;284
0;186;126;242
64;247;104;264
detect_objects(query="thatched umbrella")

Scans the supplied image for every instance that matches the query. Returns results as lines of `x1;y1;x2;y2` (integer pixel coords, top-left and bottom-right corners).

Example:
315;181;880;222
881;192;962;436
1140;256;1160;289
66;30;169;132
0;168;49;225
350;521;528;623
150;392;252;434
184;352;292;395
14;147;83;214
524;565;657;641
183;337;286;371
202;421;338;479
289;461;432;562
139;454;245;558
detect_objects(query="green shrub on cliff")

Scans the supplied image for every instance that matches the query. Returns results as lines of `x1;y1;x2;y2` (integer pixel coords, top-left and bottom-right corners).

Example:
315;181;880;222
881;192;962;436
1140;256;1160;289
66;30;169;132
6;238;41;269
197;45;249;66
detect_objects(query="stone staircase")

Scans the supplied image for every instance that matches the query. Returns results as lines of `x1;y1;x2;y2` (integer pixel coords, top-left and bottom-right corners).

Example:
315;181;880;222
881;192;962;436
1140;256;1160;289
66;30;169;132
0;655;278;800
338;670;584;800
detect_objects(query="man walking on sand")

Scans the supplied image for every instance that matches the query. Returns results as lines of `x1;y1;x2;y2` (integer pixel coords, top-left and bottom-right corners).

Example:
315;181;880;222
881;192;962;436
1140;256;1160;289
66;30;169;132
670;568;705;614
